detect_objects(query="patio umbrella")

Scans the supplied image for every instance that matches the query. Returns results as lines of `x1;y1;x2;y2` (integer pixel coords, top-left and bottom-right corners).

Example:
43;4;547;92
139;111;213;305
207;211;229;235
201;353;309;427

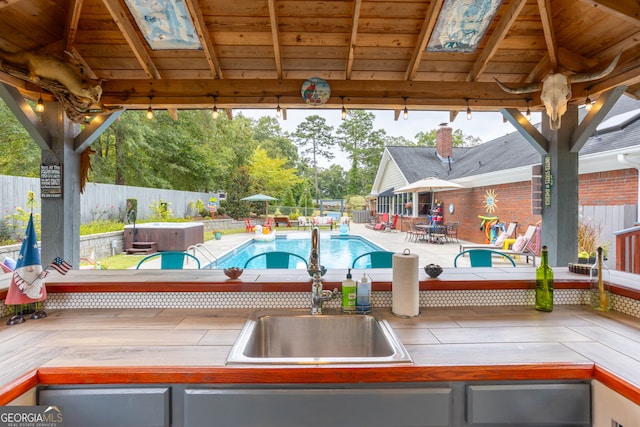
394;177;464;213
241;193;278;216
394;177;464;194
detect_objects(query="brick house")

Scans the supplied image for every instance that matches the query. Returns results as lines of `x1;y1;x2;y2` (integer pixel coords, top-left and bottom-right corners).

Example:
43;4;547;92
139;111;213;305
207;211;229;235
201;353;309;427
370;96;640;267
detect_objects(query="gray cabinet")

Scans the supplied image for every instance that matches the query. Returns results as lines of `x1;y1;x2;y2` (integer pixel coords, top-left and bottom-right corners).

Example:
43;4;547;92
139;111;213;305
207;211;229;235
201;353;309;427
466;383;591;426
38;386;171;427
37;380;590;427
183;387;452;427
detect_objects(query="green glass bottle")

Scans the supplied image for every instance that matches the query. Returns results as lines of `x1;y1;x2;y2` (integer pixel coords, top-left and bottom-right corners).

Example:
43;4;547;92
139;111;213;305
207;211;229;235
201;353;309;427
589;246;611;311
535;245;553;312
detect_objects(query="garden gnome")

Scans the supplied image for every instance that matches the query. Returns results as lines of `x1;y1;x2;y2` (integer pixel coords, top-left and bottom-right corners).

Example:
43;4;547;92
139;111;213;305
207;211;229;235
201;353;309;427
5;214;47;324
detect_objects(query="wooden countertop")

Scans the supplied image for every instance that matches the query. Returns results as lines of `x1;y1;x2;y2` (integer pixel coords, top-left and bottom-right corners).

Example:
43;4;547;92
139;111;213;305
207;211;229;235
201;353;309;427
2;305;640;406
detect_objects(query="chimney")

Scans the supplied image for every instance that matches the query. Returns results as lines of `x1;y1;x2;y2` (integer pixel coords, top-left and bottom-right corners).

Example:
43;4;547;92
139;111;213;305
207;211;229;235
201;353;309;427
436;124;453;159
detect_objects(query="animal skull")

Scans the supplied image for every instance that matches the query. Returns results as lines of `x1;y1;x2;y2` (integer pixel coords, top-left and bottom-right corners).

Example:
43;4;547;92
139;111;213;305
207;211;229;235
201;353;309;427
494;51;621;130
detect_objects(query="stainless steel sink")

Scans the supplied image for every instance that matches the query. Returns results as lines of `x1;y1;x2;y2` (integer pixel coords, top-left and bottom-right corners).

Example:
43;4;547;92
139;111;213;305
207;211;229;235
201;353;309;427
226;309;412;365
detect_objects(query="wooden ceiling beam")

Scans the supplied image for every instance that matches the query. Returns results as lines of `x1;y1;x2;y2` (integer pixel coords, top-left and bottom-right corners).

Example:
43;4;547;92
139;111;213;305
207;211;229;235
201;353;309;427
63;0;83;53
467;0;528;82
345;0;362;80
184;0;222;79
405;0;443;81
578;0;640;26
267;0;283;79
101;0;161;80
537;0;559;70
100;78;545;110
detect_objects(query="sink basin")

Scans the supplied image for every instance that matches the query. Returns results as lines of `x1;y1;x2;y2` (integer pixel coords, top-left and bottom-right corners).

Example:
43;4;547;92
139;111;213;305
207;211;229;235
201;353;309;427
226;309;412;365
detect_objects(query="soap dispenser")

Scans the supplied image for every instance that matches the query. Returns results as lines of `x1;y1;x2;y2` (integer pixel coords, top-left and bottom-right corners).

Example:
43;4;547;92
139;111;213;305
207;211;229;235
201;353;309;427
356;272;371;313
342;268;357;312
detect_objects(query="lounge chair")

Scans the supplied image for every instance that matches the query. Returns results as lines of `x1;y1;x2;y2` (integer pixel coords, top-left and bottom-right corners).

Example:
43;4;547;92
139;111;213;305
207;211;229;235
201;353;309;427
244;219;256;233
384;214;399;232
498;225;538;266
459;222;517;252
351;251;395;268
297;216;309;230
371;213;389;231
243;251;308;269
454;249;517;267
136;251;201;269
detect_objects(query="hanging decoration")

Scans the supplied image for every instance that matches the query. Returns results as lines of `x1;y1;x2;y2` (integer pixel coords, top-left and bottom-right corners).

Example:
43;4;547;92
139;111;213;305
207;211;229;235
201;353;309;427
301;77;331;105
484;189;498;213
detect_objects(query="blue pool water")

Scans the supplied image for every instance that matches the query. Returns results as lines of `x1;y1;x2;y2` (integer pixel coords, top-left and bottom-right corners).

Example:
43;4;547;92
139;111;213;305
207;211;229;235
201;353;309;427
215;233;385;269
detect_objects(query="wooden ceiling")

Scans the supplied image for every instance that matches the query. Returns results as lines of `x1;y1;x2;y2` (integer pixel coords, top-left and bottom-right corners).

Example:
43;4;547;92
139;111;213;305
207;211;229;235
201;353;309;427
0;0;639;119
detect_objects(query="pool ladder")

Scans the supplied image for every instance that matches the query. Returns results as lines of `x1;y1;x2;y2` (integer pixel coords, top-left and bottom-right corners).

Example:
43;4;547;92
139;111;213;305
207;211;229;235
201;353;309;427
187;243;218;269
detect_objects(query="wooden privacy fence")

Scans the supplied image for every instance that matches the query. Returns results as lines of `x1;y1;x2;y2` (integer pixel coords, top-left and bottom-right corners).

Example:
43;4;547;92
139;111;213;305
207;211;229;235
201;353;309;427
1;175;216;224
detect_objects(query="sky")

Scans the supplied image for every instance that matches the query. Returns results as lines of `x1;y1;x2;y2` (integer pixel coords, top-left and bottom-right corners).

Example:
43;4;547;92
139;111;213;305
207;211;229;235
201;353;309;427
238;108;541;167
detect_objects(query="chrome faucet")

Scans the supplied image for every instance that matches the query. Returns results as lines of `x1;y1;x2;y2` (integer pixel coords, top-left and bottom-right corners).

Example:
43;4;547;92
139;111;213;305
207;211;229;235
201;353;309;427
308;227;337;314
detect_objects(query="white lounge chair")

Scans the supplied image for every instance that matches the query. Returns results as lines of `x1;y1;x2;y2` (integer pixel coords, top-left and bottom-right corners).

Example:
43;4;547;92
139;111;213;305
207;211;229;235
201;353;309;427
459;222;517;252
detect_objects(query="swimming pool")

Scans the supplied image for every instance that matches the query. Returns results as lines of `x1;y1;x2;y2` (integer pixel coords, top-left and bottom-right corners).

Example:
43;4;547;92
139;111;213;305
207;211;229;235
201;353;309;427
214;233;385;269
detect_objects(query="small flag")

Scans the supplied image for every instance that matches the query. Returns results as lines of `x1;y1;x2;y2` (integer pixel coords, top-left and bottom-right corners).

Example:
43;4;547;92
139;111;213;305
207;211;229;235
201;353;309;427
50;257;72;275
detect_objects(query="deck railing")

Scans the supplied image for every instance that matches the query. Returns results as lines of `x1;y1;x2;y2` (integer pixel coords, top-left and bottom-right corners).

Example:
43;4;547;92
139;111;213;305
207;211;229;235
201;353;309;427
615;225;640;274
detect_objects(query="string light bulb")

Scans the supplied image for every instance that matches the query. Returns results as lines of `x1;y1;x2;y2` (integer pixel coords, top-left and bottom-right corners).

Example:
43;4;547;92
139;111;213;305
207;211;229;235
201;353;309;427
276;96;282;118
525;98;531;121
403;97;408;120
341;96;347;120
466;98;472;120
35;96;44;113
145;96;154;120
585;89;593;112
211;95;219;119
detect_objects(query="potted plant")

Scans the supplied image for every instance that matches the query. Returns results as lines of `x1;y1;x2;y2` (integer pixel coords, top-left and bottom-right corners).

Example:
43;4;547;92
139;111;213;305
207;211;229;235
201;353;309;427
577;220;602;264
213;229;222;240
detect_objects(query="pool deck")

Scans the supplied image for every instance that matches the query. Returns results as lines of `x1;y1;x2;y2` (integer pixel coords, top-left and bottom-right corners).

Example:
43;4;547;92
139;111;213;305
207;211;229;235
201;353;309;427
201;223;523;269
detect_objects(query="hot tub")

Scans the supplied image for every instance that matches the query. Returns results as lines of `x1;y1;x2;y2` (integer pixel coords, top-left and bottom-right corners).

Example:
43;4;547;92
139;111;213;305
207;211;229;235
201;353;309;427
124;222;204;251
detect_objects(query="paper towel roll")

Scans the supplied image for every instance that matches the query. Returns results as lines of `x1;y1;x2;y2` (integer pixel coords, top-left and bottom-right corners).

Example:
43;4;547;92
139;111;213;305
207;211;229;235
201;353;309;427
392;249;419;317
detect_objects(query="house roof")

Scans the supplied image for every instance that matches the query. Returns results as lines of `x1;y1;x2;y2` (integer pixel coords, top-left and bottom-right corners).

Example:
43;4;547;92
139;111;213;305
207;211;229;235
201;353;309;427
383;95;640;188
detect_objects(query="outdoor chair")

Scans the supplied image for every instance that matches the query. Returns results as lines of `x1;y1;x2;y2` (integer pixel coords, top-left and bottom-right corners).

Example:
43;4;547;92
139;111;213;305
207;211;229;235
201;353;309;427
459;222;517;252
351;251;395;268
244;219;256;233
384;214;399;232
136;251;201;269
297;216;309;230
410;223;428;242
243;251;308;269
446;221;459;243
372;213;389;231
454;249;516;267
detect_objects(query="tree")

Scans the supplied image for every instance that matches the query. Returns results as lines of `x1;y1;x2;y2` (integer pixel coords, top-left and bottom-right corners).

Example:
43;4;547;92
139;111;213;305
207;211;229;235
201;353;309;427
336;110;387;195
0;99;40;177
253;116;299;167
317;164;347;199
293;115;335;201
415;128;482;147
247;147;303;197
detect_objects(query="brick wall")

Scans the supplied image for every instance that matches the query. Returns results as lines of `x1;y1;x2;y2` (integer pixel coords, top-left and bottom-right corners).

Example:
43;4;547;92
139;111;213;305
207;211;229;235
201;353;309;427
397;168;638;244
579;169;638;205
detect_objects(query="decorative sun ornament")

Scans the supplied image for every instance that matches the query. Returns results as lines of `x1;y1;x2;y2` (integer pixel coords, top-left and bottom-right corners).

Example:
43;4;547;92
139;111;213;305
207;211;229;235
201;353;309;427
484;189;498;213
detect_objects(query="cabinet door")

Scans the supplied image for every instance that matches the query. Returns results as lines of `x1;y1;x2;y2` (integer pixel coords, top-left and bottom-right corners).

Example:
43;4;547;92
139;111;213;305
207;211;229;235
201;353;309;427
38;386;170;427
466;383;590;426
184;387;452;427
